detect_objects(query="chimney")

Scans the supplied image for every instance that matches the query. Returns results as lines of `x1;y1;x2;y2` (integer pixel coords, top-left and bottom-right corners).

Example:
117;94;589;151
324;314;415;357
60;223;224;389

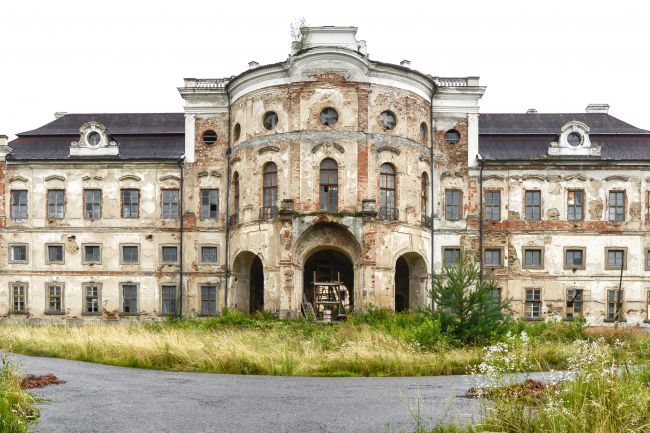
526;108;538;114
248;61;260;69
0;135;12;161
585;104;609;114
400;59;411;68
54;111;68;119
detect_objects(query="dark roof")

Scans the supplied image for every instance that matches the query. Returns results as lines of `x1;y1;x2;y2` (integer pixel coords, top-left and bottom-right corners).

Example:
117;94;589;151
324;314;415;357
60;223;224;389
9;113;184;161
479;113;650;161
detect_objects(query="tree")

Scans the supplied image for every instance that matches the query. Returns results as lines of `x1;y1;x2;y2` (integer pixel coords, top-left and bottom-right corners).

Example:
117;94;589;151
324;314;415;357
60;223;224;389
428;255;510;343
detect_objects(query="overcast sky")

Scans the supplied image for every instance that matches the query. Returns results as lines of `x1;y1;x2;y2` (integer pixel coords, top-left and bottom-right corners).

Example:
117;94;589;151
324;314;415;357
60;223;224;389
1;0;649;138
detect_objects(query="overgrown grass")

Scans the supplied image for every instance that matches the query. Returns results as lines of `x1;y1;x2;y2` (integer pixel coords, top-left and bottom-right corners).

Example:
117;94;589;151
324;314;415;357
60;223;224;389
0;356;37;433
0;309;647;377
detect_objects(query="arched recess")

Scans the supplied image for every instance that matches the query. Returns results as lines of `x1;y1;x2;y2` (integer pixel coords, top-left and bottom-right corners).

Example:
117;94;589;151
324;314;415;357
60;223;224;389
231;251;265;313
293;222;363;311
394;252;428;311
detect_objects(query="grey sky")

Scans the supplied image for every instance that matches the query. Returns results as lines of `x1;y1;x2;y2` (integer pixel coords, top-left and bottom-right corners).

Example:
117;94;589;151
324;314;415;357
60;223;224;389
1;0;648;139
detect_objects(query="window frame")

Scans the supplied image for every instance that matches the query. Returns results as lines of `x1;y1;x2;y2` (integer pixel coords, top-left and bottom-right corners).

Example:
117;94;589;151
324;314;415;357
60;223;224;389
445;189;462;221
483;247;504;268
524;190;542;221
120;282;140;315
199;283;219;316
566;288;584;319
522;247;544;270
161;188;180;219
645;248;650;271
45;282;64;315
485;189;501;222
604;247;627;270
82;282;102;316
160;244;180;265
81;243;102;265
8;243;29;264
567;189;584;221
47;189;65;219
563;247;586;270
121;188;140;219
319;158;339;212
120;243;141;265
83;189;102;220
10;190;28;220
608;190;626;222
160;284;179;316
442;247;461;267
199;244;219;265
45;243;65;265
606;288;625;321
262;162;278;211
379;163;397;219
200;188;219;220
9;282;28;314
524;288;542;319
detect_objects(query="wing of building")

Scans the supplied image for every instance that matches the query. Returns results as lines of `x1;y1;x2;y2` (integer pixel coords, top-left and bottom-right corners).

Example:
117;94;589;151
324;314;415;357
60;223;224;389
1;26;649;325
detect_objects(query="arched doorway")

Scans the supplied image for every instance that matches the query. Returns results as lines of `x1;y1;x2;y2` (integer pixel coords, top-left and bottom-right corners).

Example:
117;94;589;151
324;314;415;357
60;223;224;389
231;251;264;313
303;249;354;310
394;252;428;311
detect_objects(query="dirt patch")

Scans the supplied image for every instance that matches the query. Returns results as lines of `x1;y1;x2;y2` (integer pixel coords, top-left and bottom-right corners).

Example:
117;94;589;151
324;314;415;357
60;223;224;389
20;373;64;389
467;379;557;402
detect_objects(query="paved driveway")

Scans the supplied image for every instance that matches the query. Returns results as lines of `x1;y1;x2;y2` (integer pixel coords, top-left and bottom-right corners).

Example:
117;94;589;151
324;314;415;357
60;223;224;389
11;353;482;433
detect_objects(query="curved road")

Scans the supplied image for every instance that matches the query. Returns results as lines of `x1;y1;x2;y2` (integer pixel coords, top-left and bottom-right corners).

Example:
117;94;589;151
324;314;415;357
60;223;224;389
11;353;482;433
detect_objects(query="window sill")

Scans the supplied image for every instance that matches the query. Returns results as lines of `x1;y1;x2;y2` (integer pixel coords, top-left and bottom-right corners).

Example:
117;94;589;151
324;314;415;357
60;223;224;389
603;318;627;323
9;310;29;315
82;312;102;316
44;311;65;316
119;312;141;317
644;320;650;324
522;267;544;270
524;317;544;321
198;313;220;317
198;262;218;266
82;262;102;266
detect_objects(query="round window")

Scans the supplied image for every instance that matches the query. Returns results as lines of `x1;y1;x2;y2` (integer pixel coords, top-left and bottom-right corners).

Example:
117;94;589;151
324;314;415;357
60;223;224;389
567;132;582;147
445;129;460;144
379;111;397;130
202;130;218;145
420;122;428;143
87;131;101;146
263;112;278;130
320;107;339;126
233;123;241;142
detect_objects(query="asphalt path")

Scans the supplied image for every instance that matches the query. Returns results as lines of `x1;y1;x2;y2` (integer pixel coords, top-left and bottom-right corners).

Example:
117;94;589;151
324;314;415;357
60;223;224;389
10;353;486;433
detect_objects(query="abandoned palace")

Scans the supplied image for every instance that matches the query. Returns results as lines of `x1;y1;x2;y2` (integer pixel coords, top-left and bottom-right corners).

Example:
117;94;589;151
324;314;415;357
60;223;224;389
1;26;649;326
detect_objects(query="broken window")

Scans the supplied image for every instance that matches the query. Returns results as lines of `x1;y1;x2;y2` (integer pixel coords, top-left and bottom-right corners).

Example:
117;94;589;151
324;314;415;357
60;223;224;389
379;163;397;220
11;190;28;219
566;288;583;319
47;284;63;313
567;190;583;221
319;159;338;211
233;123;241;141
233;172;240;217
525;190;541;220
490;287;502;307
121;189;140;218
201;246;218;263
262;162;278;217
485;190;501;221
606;248;625;270
445;189;462;221
84;189;102;219
202;130;217;145
319;107;338;126
121;284;138;314
162;246;178;264
609;191;625;221
47;189;65;219
161;285;177;315
11;283;27;313
84;284;101;314
121;245;139;264
443;247;461;267
9;244;28;263
421;172;429;216
523;248;543;268
607;289;624;321
201;285;218;315
263;112;278;130
484;248;502;267
379;111;397;130
565;248;585;269
47;244;64;264
84;245;101;263
161;189;179;219
445;129;460;144
525;288;542;318
201;189;219;220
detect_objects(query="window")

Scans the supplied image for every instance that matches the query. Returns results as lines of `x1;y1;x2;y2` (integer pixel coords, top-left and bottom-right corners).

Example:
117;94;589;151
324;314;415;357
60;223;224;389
121;245;140;264
606;289;624;321
445;129;460;144
525;190;541;220
47;189;65;219
201;189;219;220
566;288;583;319
9;244;28;264
201;284;218;316
379;111;397;130
46;244;64;264
320;159;338;211
484;248;502;267
445;190;462;221
161;245;178;264
605;248;626;270
523;247;543;269
567;132;582;146
647;290;650;321
233;172;240;216
121;284;138;314
162;189;179;219
646;249;650;271
564;248;585;270
46;283;64;314
234;123;241;141
525;288;542;318
421;173;429;215
10;283;27;313
485;190;501;221
443;247;461;267
200;246;218;264
84;189;102;219
379;163;397;220
609;191;625;221
262;163;278;218
420;122;428;143
567;190;583;221
83;283;101;314
11;190;28;219
161;285;178;315
490;287;502;306
83;244;101;264
320;107;338;126
202;130;217;145
121;189;139;218
87;131;102;146
263;111;278;130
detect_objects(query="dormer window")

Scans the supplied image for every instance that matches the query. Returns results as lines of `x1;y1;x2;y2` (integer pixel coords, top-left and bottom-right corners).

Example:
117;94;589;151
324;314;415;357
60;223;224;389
547;121;600;157
70;121;118;157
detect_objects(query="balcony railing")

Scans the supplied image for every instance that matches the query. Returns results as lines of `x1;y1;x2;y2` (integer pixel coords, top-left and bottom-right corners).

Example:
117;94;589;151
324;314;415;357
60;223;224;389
228;213;239;227
378;207;399;221
259;206;279;220
421;214;433;229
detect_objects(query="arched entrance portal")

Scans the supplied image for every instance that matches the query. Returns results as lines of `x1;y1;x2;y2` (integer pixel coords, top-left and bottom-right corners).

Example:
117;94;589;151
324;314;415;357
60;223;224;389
394;252;428;311
303;249;354;310
231;251;264;313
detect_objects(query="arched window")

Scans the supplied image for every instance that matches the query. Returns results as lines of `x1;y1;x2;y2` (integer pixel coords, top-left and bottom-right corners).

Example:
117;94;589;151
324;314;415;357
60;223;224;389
231;172;240;225
379;163;397;220
262;162;278;218
421;172;429;215
319;158;338;211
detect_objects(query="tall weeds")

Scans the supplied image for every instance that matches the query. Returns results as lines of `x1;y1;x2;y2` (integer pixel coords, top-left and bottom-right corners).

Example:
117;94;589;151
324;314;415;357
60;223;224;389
0;356;37;433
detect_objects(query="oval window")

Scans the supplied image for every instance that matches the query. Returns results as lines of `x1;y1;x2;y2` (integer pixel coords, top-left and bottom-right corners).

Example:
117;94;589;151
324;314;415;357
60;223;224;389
202;130;218;145
567;132;582;146
320;107;339;126
379;111;397;130
87;131;101;146
263;112;278;131
445;129;460;144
